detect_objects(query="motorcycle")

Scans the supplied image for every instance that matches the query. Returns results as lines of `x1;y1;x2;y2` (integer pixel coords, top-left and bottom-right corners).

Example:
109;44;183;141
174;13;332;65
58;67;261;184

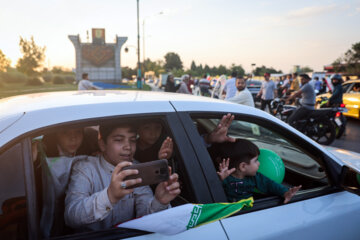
270;98;339;145
316;96;348;139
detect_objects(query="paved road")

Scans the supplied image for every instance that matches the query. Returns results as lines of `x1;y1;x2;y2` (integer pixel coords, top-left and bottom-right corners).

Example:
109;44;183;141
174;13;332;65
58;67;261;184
330;117;360;153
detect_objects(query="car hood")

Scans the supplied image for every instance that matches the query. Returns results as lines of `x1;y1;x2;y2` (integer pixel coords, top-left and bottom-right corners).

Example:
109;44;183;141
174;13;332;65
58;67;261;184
325;146;360;173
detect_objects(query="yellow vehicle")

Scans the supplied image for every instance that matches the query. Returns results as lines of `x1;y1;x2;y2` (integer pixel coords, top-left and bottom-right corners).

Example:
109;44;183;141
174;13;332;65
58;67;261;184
316;79;360;119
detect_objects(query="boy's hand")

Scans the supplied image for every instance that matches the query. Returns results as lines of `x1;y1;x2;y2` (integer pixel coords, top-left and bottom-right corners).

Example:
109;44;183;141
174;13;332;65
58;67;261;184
155;167;181;205
205;113;235;144
283;185;302;204
217;158;236;181
158;137;173;160
107;161;142;204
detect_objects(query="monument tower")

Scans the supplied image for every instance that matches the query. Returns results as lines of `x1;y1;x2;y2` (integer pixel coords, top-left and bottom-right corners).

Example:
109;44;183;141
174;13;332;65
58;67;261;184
69;28;127;83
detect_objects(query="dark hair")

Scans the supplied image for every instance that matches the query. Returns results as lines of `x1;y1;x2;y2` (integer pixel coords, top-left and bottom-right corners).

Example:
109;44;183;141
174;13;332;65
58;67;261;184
231;71;237;78
214;139;260;169
82;73;88;79
42;127;99;157
99;122;137;143
293;72;298;77
314;77;319;80
236;75;245;80
299;74;311;80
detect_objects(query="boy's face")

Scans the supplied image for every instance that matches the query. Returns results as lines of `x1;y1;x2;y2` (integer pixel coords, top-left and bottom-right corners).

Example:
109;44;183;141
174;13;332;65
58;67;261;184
100;127;137;166
56;128;83;156
138;122;162;145
242;156;260;176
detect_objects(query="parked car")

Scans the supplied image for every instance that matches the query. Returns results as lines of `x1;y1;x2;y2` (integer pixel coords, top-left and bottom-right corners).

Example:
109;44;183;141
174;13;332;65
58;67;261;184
1;91;360;240
246;79;262;101
316;79;360;119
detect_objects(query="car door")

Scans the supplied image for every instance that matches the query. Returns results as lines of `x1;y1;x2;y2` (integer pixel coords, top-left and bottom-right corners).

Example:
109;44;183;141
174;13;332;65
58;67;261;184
176;110;360;239
5;112;228;239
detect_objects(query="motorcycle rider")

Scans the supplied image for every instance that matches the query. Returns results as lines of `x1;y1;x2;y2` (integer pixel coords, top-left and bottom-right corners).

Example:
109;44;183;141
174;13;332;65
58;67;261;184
286;74;316;128
327;74;343;107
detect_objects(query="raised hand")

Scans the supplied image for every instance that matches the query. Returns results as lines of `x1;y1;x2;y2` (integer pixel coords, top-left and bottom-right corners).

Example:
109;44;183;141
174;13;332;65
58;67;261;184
155;167;181;205
107;161;142;204
283;185;302;204
205;113;235;144
217;158;236;181
158;137;173;160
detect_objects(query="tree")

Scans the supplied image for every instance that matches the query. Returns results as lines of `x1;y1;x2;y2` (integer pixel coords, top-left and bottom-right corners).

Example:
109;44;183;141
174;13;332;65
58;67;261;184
298;66;313;73
16;36;46;76
0;49;11;72
230;64;245;77
254;65;282;76
164;52;183;71
333;42;360;74
143;58;164;76
190;60;197;71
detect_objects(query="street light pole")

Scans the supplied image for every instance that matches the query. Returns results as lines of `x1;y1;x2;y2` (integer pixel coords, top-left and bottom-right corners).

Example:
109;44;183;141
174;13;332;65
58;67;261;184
136;0;142;89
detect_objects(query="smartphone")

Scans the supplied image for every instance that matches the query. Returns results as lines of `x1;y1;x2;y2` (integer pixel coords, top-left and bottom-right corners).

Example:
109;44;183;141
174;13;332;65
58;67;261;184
123;159;169;189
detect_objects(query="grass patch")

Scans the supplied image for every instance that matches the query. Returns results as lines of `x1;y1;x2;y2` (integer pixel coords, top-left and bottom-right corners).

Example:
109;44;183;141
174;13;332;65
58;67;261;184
0;82;151;99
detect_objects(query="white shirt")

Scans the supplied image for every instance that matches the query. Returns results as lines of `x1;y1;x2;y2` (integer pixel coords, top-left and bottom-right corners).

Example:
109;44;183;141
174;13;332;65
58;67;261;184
177;81;191;94
224;78;237;100
65;155;169;231
78;79;101;90
228;88;255;107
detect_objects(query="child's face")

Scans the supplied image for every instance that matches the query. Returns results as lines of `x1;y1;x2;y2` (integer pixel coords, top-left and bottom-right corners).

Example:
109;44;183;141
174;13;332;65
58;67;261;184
242;156;260;176
138;122;162;145
56;128;83;156
100;127;137;166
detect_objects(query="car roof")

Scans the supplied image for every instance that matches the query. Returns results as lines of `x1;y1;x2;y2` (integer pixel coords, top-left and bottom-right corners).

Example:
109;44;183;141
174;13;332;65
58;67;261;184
0;90;271;148
343;79;360;84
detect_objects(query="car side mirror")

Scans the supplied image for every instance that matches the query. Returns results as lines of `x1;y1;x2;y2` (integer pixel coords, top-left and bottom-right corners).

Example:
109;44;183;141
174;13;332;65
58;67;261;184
340;166;360;196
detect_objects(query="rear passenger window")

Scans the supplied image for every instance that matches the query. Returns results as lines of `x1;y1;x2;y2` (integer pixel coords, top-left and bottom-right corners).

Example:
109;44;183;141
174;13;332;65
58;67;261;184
0;143;28;240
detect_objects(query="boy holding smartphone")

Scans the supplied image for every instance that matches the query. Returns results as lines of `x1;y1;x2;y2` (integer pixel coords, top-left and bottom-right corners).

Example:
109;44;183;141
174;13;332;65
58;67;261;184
65;123;180;231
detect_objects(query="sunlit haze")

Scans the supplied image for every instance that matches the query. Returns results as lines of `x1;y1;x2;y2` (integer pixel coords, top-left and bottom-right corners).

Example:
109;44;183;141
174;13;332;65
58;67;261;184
1;0;360;73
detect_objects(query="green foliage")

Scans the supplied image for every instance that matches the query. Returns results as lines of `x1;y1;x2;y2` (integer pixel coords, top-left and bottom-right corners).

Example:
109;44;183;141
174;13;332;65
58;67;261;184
16;36;46;77
333;42;360;75
298;66;313;73
0;49;11;72
64;75;75;84
143;59;164;76
0;70;28;83
254;65;282;76
164;52;183;71
42;72;53;82
26;77;43;86
53;75;65;84
122;66;137;80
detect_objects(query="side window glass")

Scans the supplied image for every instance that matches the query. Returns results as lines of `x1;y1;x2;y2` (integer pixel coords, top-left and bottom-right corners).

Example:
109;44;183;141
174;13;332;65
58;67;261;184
0;143;28;239
34;118;193;238
343;83;353;93
193;117;328;203
349;83;360;93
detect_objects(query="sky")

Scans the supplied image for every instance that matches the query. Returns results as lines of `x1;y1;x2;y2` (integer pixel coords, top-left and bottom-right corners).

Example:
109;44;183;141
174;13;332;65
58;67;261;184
1;0;360;73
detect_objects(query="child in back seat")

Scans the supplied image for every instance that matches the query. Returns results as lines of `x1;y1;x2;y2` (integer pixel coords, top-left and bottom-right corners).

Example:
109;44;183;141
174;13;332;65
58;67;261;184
34;127;99;237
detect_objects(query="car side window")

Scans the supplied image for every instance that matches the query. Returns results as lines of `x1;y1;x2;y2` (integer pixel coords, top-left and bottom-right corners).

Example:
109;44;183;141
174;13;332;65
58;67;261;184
0;143;28;239
193;117;328;202
350;83;360;93
343;83;353;93
32;117;194;238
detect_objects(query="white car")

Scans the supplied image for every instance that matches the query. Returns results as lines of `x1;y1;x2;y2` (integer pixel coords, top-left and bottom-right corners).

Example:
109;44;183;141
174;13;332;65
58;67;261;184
1;90;360;240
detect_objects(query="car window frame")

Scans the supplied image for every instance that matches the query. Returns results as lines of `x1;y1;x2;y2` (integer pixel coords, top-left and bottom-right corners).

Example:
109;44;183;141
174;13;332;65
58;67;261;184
178;111;344;210
7;112;215;239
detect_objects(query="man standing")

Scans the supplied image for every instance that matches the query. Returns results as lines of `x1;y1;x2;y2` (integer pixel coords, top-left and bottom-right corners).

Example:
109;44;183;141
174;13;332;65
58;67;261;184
228;76;254;107
222;72;238;100
78;73;102;90
176;75;191;94
256;72;276;112
287;74;316;127
199;74;211;96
